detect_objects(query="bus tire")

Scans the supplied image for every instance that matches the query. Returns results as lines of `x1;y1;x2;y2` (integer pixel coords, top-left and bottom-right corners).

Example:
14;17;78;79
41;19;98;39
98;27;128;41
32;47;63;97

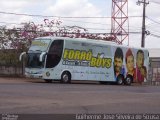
61;71;71;83
124;75;132;86
116;74;124;85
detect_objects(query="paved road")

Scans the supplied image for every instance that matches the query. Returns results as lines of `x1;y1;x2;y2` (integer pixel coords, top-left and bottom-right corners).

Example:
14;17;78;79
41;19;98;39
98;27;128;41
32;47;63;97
0;77;160;114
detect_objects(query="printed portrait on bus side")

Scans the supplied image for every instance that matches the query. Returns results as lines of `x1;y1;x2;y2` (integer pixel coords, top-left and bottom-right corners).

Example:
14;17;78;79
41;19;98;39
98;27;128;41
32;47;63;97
135;50;147;83
114;47;125;80
125;48;136;82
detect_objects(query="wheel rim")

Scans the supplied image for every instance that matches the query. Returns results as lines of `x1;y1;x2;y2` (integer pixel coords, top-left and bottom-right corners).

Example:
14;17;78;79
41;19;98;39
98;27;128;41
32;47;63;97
126;78;131;84
118;79;123;84
117;76;123;85
63;74;69;82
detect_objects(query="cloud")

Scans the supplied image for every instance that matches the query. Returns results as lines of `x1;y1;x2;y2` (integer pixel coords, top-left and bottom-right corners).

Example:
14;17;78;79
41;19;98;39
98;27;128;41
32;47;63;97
0;0;32;26
0;0;29;12
44;0;100;16
0;0;159;48
42;0;107;33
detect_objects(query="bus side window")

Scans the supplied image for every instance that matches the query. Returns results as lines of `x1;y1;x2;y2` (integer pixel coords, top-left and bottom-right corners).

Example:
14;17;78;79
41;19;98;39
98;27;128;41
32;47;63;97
46;40;64;68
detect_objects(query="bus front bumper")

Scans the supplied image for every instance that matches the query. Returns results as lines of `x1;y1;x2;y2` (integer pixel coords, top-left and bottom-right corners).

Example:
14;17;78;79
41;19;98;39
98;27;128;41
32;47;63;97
25;68;44;79
25;73;43;78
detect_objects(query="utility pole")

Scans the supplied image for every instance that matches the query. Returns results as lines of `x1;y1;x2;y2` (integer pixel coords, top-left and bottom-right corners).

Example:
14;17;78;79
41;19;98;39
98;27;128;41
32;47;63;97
137;0;149;48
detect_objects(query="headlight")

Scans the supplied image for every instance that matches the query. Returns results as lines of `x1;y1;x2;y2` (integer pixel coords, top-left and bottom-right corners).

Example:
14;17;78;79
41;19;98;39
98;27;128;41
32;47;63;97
46;72;50;77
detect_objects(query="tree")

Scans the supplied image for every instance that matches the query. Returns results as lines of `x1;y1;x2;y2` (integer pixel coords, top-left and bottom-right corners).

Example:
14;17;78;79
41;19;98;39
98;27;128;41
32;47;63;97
0;18;115;50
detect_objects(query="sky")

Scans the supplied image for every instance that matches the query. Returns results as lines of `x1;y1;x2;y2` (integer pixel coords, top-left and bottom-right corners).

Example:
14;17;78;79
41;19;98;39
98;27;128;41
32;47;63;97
0;0;160;48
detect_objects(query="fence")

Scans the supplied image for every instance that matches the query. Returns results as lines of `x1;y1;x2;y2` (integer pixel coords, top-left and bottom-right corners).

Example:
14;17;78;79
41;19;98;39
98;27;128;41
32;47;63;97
0;65;23;76
0;49;24;77
148;58;160;85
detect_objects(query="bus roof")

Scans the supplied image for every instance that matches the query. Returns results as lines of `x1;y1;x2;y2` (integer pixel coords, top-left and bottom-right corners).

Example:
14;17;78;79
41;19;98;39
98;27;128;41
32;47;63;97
35;36;117;45
35;36;148;50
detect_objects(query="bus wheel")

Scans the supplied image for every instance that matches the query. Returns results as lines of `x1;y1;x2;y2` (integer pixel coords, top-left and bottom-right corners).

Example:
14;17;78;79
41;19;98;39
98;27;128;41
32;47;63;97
61;71;71;83
116;75;124;85
124;75;132;86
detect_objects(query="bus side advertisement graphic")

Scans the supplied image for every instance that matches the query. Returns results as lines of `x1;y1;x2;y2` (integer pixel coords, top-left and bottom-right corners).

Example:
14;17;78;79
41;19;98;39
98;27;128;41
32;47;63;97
62;49;112;68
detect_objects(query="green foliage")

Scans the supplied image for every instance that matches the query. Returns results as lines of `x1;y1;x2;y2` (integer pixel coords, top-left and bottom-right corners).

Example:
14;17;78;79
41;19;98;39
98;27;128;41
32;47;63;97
0;50;21;66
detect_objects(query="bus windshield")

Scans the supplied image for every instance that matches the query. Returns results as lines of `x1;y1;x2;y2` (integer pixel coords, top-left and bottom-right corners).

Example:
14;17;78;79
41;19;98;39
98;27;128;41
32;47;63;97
29;39;51;52
26;53;44;68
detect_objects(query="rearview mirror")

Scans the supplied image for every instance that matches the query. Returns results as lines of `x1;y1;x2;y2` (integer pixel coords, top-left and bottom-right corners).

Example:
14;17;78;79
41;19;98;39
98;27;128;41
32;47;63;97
39;52;46;62
19;52;26;61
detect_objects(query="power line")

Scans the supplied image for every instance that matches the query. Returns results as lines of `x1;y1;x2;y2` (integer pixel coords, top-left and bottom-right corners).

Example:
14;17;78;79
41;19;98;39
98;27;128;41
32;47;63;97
0;11;111;18
0;21;111;31
146;16;160;25
146;22;160;27
0;20;109;26
0;11;143;30
146;27;160;36
0;27;141;34
0;11;142;19
150;33;160;38
0;21;142;34
0;21;22;25
0;20;142;31
0;19;111;27
0;22;141;32
150;1;160;5
63;19;110;26
149;30;160;35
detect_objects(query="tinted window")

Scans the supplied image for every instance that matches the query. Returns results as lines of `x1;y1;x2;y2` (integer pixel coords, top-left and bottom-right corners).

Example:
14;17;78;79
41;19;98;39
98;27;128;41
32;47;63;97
46;40;64;68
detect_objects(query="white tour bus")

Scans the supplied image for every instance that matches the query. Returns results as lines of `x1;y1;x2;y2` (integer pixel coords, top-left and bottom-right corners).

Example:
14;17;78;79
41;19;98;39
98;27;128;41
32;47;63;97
19;36;149;85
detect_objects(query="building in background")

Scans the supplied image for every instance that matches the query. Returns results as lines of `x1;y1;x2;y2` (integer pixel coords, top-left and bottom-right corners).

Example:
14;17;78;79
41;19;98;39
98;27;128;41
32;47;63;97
148;48;160;85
